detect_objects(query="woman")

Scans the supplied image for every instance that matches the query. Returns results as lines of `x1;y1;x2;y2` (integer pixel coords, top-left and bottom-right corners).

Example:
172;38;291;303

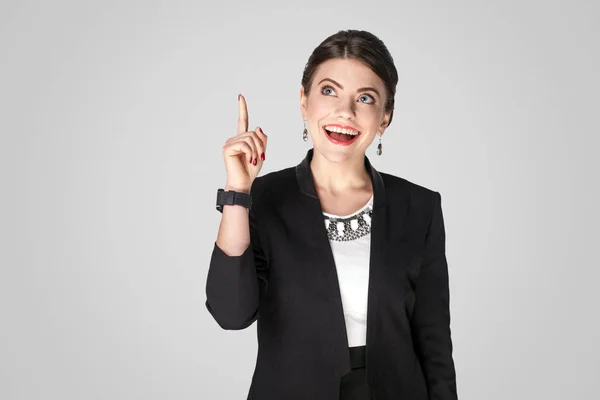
206;30;458;400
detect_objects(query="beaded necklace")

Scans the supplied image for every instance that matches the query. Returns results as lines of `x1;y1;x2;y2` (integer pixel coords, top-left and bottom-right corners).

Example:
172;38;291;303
322;196;373;242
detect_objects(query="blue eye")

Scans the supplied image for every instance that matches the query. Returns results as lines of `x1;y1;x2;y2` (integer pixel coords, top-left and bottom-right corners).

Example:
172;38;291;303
321;84;376;105
321;85;336;96
360;94;375;104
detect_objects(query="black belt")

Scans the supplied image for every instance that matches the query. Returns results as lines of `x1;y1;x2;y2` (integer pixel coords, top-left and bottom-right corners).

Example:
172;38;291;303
349;345;366;369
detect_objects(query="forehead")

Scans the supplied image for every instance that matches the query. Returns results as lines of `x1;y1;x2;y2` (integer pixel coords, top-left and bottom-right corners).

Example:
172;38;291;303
312;58;384;90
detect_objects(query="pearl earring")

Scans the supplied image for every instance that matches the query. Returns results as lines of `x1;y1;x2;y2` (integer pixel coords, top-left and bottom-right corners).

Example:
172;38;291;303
376;135;383;155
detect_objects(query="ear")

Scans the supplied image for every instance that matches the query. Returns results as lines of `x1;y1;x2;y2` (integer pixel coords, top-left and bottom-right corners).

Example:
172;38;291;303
378;109;392;136
300;87;308;120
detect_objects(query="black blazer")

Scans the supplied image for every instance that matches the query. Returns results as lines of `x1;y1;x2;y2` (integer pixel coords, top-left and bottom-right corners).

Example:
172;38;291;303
205;148;458;400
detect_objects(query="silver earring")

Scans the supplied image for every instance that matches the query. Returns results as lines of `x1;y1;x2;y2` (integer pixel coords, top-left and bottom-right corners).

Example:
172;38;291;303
303;120;308;142
376;135;383;155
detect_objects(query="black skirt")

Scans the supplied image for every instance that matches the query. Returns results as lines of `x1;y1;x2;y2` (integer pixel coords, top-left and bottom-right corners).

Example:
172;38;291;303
339;346;372;400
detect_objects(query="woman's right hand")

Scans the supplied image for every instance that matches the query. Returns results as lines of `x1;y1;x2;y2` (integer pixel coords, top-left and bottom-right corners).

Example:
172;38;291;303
222;94;268;193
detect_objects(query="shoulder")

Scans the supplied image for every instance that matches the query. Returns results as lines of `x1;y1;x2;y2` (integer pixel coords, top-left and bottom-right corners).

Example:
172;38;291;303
249;166;297;208
379;171;440;204
251;166;441;209
251;166;296;193
378;171;444;232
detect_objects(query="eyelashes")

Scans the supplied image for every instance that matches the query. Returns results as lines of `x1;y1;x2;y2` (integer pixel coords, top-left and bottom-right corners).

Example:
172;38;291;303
321;85;336;96
320;85;376;104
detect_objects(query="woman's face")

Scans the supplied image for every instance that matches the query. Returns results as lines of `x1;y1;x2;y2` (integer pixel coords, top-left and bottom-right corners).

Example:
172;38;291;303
300;57;391;163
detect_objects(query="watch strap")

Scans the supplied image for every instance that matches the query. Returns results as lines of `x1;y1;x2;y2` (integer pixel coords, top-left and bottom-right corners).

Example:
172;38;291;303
216;189;252;213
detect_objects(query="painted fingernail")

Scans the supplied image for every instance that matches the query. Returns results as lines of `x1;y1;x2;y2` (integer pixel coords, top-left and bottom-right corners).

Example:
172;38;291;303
249;157;252;164
253;158;257;166
260;153;265;161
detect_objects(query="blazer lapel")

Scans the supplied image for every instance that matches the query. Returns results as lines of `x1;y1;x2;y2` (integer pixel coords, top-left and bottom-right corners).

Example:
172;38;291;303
294;148;410;378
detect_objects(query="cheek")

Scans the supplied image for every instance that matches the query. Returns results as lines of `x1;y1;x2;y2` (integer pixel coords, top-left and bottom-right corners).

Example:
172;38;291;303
356;106;384;126
307;95;332;115
358;106;380;117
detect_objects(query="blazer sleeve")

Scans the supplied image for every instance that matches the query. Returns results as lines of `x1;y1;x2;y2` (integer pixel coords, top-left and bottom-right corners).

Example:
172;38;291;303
411;191;458;399
204;185;269;330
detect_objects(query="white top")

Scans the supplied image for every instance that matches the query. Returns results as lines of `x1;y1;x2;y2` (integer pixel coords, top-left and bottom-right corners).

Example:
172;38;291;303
322;195;373;347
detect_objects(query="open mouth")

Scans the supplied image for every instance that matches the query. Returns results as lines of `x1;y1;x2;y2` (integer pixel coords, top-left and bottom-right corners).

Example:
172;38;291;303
323;126;361;144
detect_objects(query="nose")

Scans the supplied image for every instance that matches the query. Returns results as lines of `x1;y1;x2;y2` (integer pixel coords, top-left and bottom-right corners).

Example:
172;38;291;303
334;97;356;119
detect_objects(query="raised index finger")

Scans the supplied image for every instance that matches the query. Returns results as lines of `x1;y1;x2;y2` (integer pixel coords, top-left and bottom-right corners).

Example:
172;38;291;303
238;94;248;135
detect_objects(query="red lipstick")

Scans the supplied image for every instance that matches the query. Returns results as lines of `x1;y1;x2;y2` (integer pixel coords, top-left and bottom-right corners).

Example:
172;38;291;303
322;125;361;146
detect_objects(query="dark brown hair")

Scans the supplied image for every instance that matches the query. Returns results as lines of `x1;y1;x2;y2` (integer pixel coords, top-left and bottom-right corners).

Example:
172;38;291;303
301;30;399;127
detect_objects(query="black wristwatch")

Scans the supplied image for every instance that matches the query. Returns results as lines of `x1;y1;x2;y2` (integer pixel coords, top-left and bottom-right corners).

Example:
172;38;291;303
216;188;252;213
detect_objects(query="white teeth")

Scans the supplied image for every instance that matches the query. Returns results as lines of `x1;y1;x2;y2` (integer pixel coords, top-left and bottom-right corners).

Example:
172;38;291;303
324;126;360;135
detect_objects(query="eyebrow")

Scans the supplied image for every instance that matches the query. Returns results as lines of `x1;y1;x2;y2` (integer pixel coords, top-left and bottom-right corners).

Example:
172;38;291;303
318;78;381;98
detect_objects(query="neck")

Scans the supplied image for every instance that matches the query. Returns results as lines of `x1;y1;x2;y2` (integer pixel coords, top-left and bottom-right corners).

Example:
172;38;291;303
309;149;371;195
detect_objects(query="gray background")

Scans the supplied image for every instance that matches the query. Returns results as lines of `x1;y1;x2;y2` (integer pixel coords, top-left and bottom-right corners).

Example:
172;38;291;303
1;0;598;399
